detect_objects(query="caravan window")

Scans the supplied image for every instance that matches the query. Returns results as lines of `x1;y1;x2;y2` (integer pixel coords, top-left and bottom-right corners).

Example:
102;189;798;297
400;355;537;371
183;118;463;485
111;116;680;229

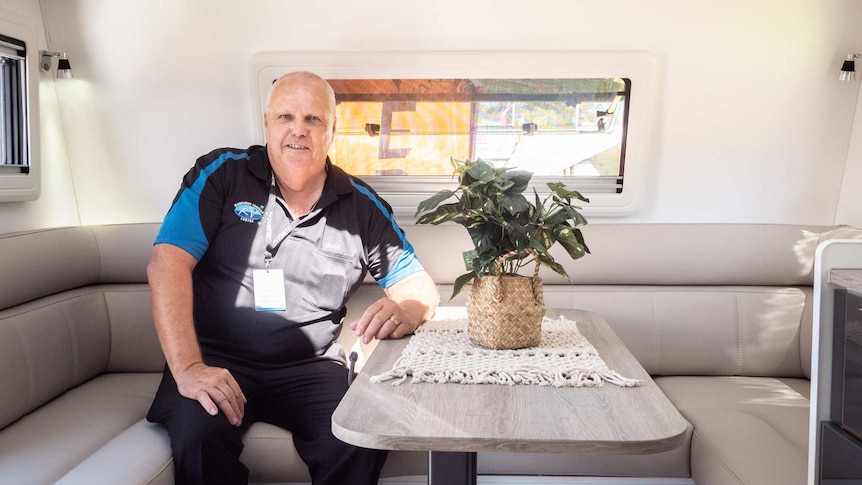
0;28;37;203
329;78;628;196
250;51;658;217
0;35;27;174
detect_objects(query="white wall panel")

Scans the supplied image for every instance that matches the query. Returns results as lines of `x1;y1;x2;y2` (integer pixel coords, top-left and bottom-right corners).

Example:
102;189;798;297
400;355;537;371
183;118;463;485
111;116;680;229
836;78;862;226
0;0;78;232
30;0;862;226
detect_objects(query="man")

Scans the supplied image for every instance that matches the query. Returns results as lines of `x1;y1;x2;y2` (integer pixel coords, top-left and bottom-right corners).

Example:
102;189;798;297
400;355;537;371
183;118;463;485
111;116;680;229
146;71;440;485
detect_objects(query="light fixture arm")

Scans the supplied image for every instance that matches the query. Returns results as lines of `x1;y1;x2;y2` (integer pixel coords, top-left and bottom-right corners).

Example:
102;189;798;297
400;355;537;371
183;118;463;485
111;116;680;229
39;50;63;73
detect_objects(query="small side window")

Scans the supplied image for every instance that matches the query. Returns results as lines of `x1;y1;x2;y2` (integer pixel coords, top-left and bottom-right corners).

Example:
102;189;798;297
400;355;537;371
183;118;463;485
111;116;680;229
0;31;36;202
0;36;27;172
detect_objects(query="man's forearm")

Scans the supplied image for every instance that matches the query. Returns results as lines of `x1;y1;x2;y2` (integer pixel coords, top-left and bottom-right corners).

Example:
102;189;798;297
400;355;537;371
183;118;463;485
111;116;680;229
385;271;440;326
147;244;203;374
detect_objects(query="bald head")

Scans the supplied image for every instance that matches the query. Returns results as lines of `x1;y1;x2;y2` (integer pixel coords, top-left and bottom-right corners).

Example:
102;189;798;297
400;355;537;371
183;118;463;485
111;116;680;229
266;71;336;123
263;71;337;186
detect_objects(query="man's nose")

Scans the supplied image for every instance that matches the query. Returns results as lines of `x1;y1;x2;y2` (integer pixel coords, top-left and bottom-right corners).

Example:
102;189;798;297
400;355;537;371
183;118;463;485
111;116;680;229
287;121;308;137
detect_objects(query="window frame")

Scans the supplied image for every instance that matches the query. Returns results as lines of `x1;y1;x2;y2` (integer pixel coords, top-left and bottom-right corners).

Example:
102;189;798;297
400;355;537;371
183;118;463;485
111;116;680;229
0;37;27;170
249;51;659;219
0;19;39;203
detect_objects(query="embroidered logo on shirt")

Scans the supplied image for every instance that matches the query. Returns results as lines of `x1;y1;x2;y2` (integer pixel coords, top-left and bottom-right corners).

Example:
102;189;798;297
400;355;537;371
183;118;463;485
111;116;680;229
234;202;264;223
322;242;343;252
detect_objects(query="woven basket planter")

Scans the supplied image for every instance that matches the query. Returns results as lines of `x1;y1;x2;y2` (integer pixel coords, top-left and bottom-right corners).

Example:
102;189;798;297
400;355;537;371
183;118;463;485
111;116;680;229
465;251;545;350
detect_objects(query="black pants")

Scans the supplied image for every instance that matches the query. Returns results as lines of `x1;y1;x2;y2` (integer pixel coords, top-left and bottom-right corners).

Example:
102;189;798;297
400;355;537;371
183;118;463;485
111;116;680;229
147;358;387;485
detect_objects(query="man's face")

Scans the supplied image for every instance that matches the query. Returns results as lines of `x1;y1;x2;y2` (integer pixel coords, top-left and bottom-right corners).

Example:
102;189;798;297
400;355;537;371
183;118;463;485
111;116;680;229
264;76;335;174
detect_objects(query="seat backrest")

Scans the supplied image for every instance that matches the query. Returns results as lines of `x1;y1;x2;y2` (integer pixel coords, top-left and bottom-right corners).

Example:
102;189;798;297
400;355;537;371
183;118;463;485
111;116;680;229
0;224;163;431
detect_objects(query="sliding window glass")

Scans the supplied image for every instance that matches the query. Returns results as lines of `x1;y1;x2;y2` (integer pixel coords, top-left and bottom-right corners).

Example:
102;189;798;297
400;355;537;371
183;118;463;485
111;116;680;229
329;78;628;196
0;35;26;173
0;30;37;203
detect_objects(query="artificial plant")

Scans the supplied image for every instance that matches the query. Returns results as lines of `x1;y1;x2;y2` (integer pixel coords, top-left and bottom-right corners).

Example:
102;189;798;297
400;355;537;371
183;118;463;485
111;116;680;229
415;158;591;298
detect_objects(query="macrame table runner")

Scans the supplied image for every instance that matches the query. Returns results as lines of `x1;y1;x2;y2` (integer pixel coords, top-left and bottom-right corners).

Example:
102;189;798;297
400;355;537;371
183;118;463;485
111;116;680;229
371;315;642;388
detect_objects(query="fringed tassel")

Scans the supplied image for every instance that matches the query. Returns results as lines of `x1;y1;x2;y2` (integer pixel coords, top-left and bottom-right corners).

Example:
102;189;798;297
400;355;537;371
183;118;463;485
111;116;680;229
370;367;410;385
374;366;642;388
601;370;643;387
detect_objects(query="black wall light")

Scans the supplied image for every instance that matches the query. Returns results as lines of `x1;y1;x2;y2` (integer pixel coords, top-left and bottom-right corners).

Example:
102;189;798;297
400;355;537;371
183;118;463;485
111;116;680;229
39;50;73;79
840;53;860;82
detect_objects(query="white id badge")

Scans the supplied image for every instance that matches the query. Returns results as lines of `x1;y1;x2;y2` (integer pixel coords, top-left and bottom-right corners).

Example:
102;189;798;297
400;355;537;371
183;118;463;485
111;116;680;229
252;269;287;311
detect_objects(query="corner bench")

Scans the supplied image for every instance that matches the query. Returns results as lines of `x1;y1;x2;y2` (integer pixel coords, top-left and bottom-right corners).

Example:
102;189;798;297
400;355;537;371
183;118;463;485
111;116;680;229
1;222;859;484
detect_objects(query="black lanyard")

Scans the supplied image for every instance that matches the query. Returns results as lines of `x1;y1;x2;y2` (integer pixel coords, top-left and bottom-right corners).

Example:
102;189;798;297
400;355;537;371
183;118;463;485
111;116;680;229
263;176;303;270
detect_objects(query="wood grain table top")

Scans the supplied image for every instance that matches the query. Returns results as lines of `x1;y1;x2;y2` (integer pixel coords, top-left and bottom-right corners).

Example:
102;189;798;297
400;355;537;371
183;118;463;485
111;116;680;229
332;308;691;455
831;269;862;293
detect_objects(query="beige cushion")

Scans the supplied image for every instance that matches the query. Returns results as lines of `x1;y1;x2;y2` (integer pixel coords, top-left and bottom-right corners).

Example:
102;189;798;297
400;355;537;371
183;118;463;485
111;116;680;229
656;376;809;485
55;420;173;485
404;223;862;286
0;373;161;485
102;286;165;373
0;289;113;429
0;224;159;310
242;421;427;482
554;286;810;377
477;436;692;477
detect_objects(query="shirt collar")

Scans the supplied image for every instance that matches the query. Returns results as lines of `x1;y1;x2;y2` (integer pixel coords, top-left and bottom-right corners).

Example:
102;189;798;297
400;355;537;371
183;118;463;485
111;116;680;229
249;144;272;182
254;145;353;210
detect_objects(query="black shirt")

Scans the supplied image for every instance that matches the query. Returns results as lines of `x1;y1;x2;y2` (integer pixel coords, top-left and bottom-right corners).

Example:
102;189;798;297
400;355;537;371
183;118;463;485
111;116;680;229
155;145;425;367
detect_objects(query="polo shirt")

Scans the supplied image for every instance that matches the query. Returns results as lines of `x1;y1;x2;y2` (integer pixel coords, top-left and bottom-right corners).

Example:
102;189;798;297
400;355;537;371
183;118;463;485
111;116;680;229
155;145;425;367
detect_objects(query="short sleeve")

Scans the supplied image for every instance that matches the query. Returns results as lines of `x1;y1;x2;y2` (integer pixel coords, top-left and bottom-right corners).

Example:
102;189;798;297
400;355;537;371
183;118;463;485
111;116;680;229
155;150;250;260
348;178;425;288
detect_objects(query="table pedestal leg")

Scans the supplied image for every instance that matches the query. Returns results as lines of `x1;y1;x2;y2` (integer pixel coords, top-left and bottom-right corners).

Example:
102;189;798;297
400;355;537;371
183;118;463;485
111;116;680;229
428;451;477;485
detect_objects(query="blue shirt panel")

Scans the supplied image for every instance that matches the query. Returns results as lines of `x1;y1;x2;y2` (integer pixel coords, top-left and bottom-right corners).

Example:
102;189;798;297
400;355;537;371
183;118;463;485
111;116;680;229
155;151;250;260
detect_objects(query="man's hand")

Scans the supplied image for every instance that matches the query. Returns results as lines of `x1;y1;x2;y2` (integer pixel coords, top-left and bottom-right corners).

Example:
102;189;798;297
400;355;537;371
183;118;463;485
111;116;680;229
174;362;247;426
351;271;439;343
351;297;414;344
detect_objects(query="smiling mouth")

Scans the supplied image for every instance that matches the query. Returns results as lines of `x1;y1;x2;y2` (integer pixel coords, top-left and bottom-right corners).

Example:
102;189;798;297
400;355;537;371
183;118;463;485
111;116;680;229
286;144;309;150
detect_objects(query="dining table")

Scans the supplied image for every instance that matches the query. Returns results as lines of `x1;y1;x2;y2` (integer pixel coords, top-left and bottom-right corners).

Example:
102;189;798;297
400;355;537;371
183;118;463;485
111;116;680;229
331;308;691;485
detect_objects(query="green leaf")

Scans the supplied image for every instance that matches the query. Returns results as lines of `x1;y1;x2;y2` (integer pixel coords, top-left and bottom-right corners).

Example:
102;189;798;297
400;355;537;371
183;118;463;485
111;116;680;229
415;189;455;216
503;219;530;249
493;177;515;193
543;206;569;225
554;226;588;260
562;205;589;226
574;229;591;254
529;228;553;254
547;181;589;203
465;159;495;183
451;272;477;299
467;223;502;256
415;204;463;225
532;189;543;223
498;193;530;215
474;254;497;276
506;171;533;194
461;250;478;271
538;255;571;281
